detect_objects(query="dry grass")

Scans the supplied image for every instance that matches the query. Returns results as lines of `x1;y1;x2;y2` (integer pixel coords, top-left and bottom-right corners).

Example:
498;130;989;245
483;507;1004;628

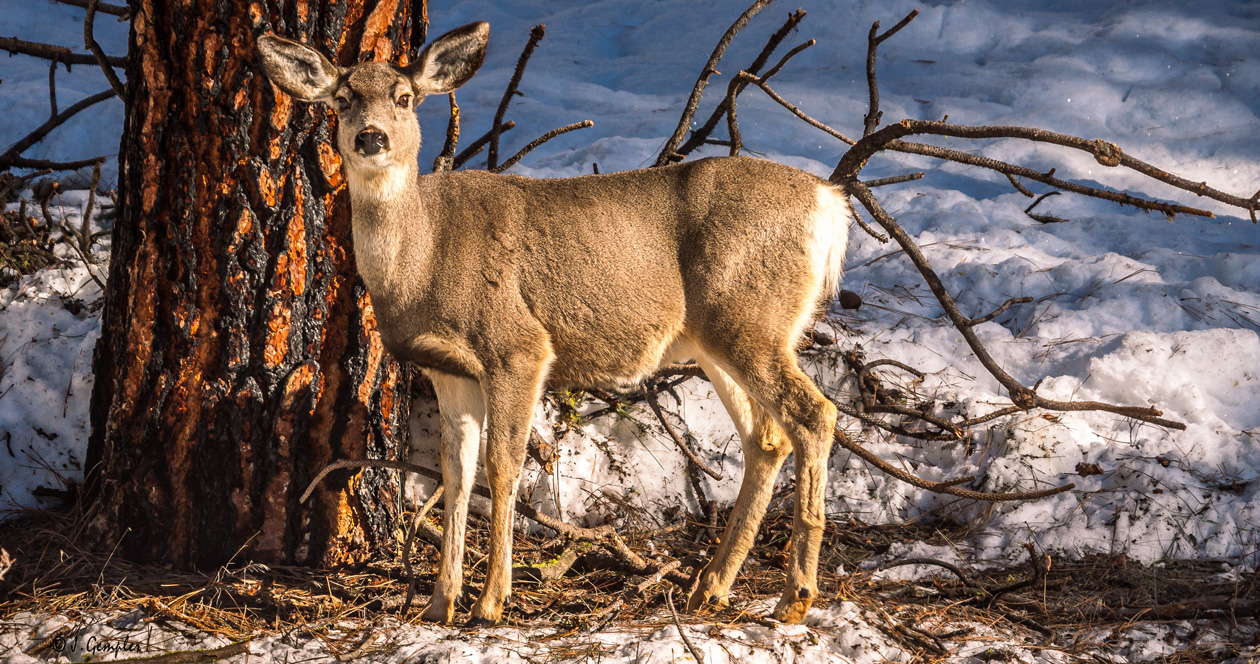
2;497;1257;662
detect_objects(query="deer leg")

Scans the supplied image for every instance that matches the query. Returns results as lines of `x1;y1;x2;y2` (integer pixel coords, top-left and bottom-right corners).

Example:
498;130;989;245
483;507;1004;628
420;372;484;624
728;351;837;624
468;365;545;626
687;357;790;612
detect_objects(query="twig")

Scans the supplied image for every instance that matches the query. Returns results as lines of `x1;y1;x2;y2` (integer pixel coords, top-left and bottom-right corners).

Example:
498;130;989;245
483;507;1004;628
968;296;1033;326
432;92;459;172
48;61;58;117
1006;173;1035;197
452;121;515;169
833;426;1074;501
845;180;1186;429
863;10;920;137
879;557;979;587
834;120;1253;218
401;484;444;614
85;0;128;103
849;203;889;243
52;0;130;18
0;35;125;67
488;25;545;171
655;0;774;166
97;640;251;663
666;587;705;664
489;120;594;174
635;559;682;594
727;71;854;155
1024;191;1067;223
676;8;807;158
863;172;923;188
0;90;117;169
0;155;106;171
644;385;723;480
300;458;690;585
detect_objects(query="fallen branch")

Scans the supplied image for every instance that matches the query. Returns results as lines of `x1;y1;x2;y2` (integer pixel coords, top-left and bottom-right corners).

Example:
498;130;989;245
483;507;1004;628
301;458;691;586
845;180;1186;430
401;484;444;613
833;426;1075;501
643;385;724;480
667;587;706;663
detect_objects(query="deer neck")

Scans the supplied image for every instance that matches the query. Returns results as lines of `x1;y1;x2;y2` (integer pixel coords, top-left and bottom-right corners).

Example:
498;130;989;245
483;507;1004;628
345;160;430;298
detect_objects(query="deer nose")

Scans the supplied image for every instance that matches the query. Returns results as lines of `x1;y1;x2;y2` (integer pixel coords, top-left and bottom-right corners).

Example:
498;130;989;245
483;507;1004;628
355;130;390;155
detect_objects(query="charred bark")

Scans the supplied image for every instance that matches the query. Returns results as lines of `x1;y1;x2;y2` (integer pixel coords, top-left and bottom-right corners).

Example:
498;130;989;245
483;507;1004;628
85;0;427;568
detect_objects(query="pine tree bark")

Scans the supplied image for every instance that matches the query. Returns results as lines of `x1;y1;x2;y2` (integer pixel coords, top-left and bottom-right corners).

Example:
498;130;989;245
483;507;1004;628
85;0;427;569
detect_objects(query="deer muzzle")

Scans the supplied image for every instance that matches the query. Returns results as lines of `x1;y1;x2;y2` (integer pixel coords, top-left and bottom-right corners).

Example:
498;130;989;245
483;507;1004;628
355;130;390;155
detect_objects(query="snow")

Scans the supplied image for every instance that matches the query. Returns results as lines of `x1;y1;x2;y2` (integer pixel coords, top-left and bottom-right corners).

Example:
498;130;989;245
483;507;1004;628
4;0;1260;660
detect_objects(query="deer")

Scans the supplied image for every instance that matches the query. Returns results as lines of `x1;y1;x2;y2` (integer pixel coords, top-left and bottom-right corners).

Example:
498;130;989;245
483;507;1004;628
258;21;851;627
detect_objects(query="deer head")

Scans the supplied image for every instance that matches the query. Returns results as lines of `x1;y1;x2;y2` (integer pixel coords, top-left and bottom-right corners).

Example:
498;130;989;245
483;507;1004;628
257;23;489;176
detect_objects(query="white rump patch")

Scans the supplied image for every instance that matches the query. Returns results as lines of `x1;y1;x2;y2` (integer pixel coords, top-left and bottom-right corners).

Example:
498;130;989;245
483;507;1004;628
809;184;852;300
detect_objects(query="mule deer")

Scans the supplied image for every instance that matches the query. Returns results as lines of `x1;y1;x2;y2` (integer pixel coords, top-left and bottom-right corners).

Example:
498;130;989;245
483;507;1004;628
258;22;850;626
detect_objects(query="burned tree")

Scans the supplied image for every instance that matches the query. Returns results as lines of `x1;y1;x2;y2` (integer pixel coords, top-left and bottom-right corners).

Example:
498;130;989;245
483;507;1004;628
84;0;427;568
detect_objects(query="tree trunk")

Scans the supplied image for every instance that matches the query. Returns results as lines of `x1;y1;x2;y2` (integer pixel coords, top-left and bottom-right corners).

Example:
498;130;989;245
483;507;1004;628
85;0;427;569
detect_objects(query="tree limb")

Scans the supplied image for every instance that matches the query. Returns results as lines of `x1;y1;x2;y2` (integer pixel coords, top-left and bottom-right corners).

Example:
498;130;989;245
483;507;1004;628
655;0;773;166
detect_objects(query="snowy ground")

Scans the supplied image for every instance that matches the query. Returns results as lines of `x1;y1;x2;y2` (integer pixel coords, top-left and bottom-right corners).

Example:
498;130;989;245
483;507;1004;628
3;0;1260;661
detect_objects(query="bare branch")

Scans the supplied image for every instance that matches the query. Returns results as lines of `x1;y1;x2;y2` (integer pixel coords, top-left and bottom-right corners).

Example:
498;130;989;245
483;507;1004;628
0;35;124;67
844;180;1186;430
676;8;807;158
655;0;774;167
489;120;594;174
863;172;923;188
834;427;1075;501
863;10;919;137
52;0;130;18
0;155;106;171
1006;173;1035;197
1024;191;1068;223
848;202;889;243
432;92;459;172
48;61;58;117
969;296;1033;326
452;120;515;170
488;25;545;171
643;385;724;480
84;0;127;103
0;90;116;170
727;71;854;156
835;120;1255;219
401;484;444;614
300;458;690;585
667;588;706;663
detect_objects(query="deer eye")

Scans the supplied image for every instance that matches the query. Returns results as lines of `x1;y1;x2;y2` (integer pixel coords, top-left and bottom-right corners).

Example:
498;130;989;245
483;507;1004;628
334;97;350;111
396;94;412;109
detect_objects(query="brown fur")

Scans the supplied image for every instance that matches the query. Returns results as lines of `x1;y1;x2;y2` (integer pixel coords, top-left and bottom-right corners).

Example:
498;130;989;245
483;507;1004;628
258;22;851;625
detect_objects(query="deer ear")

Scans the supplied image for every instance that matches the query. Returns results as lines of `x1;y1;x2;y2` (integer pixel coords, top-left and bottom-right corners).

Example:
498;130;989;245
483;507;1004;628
406;22;489;96
257;33;341;102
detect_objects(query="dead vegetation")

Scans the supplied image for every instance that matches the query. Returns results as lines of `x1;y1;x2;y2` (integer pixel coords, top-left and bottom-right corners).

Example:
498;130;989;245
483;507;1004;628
2;1;1260;660
3;500;1258;662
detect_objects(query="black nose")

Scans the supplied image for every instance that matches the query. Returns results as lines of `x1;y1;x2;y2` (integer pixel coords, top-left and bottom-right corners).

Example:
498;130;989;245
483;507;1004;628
355;130;389;155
